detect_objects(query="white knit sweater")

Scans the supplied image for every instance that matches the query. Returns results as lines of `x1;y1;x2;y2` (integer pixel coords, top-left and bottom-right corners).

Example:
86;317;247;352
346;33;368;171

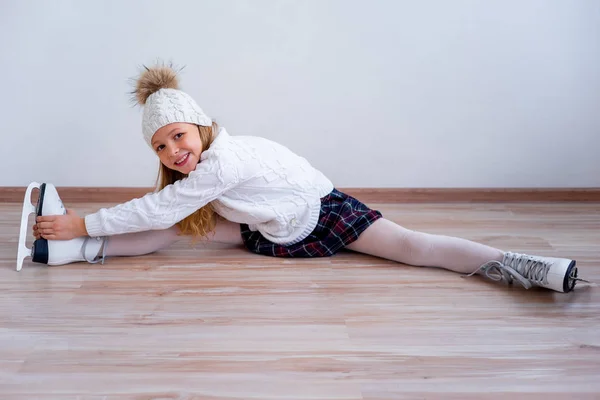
84;128;334;245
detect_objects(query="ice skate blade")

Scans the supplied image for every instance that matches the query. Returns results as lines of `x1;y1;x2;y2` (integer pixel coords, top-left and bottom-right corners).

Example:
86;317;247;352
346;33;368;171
16;182;43;271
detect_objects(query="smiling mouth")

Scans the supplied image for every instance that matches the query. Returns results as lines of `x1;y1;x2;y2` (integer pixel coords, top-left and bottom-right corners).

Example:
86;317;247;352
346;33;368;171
174;153;190;167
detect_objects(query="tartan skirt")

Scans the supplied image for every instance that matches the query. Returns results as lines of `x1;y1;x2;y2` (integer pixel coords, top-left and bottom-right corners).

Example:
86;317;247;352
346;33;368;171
240;188;383;257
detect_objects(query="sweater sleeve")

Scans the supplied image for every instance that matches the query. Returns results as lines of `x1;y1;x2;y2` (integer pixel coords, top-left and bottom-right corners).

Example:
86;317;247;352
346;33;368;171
84;153;239;237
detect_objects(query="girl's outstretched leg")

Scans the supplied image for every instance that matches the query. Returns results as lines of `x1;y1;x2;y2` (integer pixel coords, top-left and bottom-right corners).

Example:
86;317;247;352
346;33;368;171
103;219;243;257
32;220;243;266
345;218;504;274
102;225;182;257
345;218;585;293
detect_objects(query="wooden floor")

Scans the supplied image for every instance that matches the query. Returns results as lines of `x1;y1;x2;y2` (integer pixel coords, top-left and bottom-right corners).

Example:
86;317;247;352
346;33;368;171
0;201;599;399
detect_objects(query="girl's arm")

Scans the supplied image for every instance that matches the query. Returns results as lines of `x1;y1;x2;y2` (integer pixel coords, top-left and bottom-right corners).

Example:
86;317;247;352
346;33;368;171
84;158;239;237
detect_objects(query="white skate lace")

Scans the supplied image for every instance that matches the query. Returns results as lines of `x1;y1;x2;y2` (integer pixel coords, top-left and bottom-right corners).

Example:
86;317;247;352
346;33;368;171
502;252;552;287
82;237;108;265
464;252;551;289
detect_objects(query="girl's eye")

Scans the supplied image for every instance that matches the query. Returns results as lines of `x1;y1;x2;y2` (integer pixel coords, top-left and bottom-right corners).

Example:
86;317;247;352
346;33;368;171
156;145;164;152
175;133;183;139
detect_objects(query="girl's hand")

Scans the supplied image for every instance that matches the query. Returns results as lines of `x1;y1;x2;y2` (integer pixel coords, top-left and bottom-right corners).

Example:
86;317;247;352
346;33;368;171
34;209;88;240
32;223;42;240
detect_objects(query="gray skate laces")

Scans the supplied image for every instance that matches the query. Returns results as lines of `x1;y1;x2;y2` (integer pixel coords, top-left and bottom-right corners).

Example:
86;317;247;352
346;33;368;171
82;237;108;265
464;252;553;289
501;252;551;287
466;259;535;289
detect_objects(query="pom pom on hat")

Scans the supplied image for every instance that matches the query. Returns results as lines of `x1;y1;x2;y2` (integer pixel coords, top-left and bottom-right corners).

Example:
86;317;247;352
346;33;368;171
132;61;212;149
134;65;180;105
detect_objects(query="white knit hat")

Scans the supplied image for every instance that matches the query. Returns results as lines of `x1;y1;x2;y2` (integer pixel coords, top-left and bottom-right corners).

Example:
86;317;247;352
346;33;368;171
134;64;212;149
142;88;212;148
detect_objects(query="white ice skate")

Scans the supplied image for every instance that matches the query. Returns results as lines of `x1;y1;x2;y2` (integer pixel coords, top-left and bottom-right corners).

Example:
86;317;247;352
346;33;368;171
16;182;106;271
468;251;590;293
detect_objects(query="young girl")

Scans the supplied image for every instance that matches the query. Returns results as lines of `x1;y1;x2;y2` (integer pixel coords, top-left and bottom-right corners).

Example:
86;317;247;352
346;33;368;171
33;63;587;293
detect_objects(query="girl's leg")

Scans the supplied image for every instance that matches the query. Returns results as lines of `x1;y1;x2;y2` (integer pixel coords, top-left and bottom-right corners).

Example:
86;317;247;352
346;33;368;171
33;220;243;266
102;226;181;257
345;218;504;274
104;219;243;257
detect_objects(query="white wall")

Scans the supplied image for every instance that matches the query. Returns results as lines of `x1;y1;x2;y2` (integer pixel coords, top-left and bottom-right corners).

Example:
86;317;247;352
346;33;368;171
1;0;599;188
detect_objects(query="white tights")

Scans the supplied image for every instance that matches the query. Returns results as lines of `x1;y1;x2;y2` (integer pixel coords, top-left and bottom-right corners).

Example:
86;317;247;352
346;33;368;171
345;218;504;274
99;218;503;274
103;220;243;256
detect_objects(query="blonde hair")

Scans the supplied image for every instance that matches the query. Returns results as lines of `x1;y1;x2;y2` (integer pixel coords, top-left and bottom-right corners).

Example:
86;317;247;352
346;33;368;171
155;122;221;241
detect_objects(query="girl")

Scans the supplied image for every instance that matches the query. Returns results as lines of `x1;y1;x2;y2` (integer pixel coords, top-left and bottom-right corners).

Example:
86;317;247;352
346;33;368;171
33;64;587;293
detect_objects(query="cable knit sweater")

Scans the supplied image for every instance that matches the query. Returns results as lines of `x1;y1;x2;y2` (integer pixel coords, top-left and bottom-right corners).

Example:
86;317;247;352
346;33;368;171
84;128;334;245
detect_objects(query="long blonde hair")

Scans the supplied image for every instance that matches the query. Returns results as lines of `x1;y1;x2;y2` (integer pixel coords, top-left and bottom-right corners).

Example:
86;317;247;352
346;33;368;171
155;122;221;241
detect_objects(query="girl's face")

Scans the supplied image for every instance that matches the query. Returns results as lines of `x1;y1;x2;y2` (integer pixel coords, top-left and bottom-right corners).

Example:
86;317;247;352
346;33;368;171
152;122;203;175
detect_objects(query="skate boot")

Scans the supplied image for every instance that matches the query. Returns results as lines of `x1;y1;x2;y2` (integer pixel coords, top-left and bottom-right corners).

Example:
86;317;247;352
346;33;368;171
31;235;106;266
468;251;590;293
16;182;107;270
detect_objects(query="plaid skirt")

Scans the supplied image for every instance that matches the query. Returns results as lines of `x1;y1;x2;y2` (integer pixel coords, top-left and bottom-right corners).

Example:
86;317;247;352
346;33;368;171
240;189;382;257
